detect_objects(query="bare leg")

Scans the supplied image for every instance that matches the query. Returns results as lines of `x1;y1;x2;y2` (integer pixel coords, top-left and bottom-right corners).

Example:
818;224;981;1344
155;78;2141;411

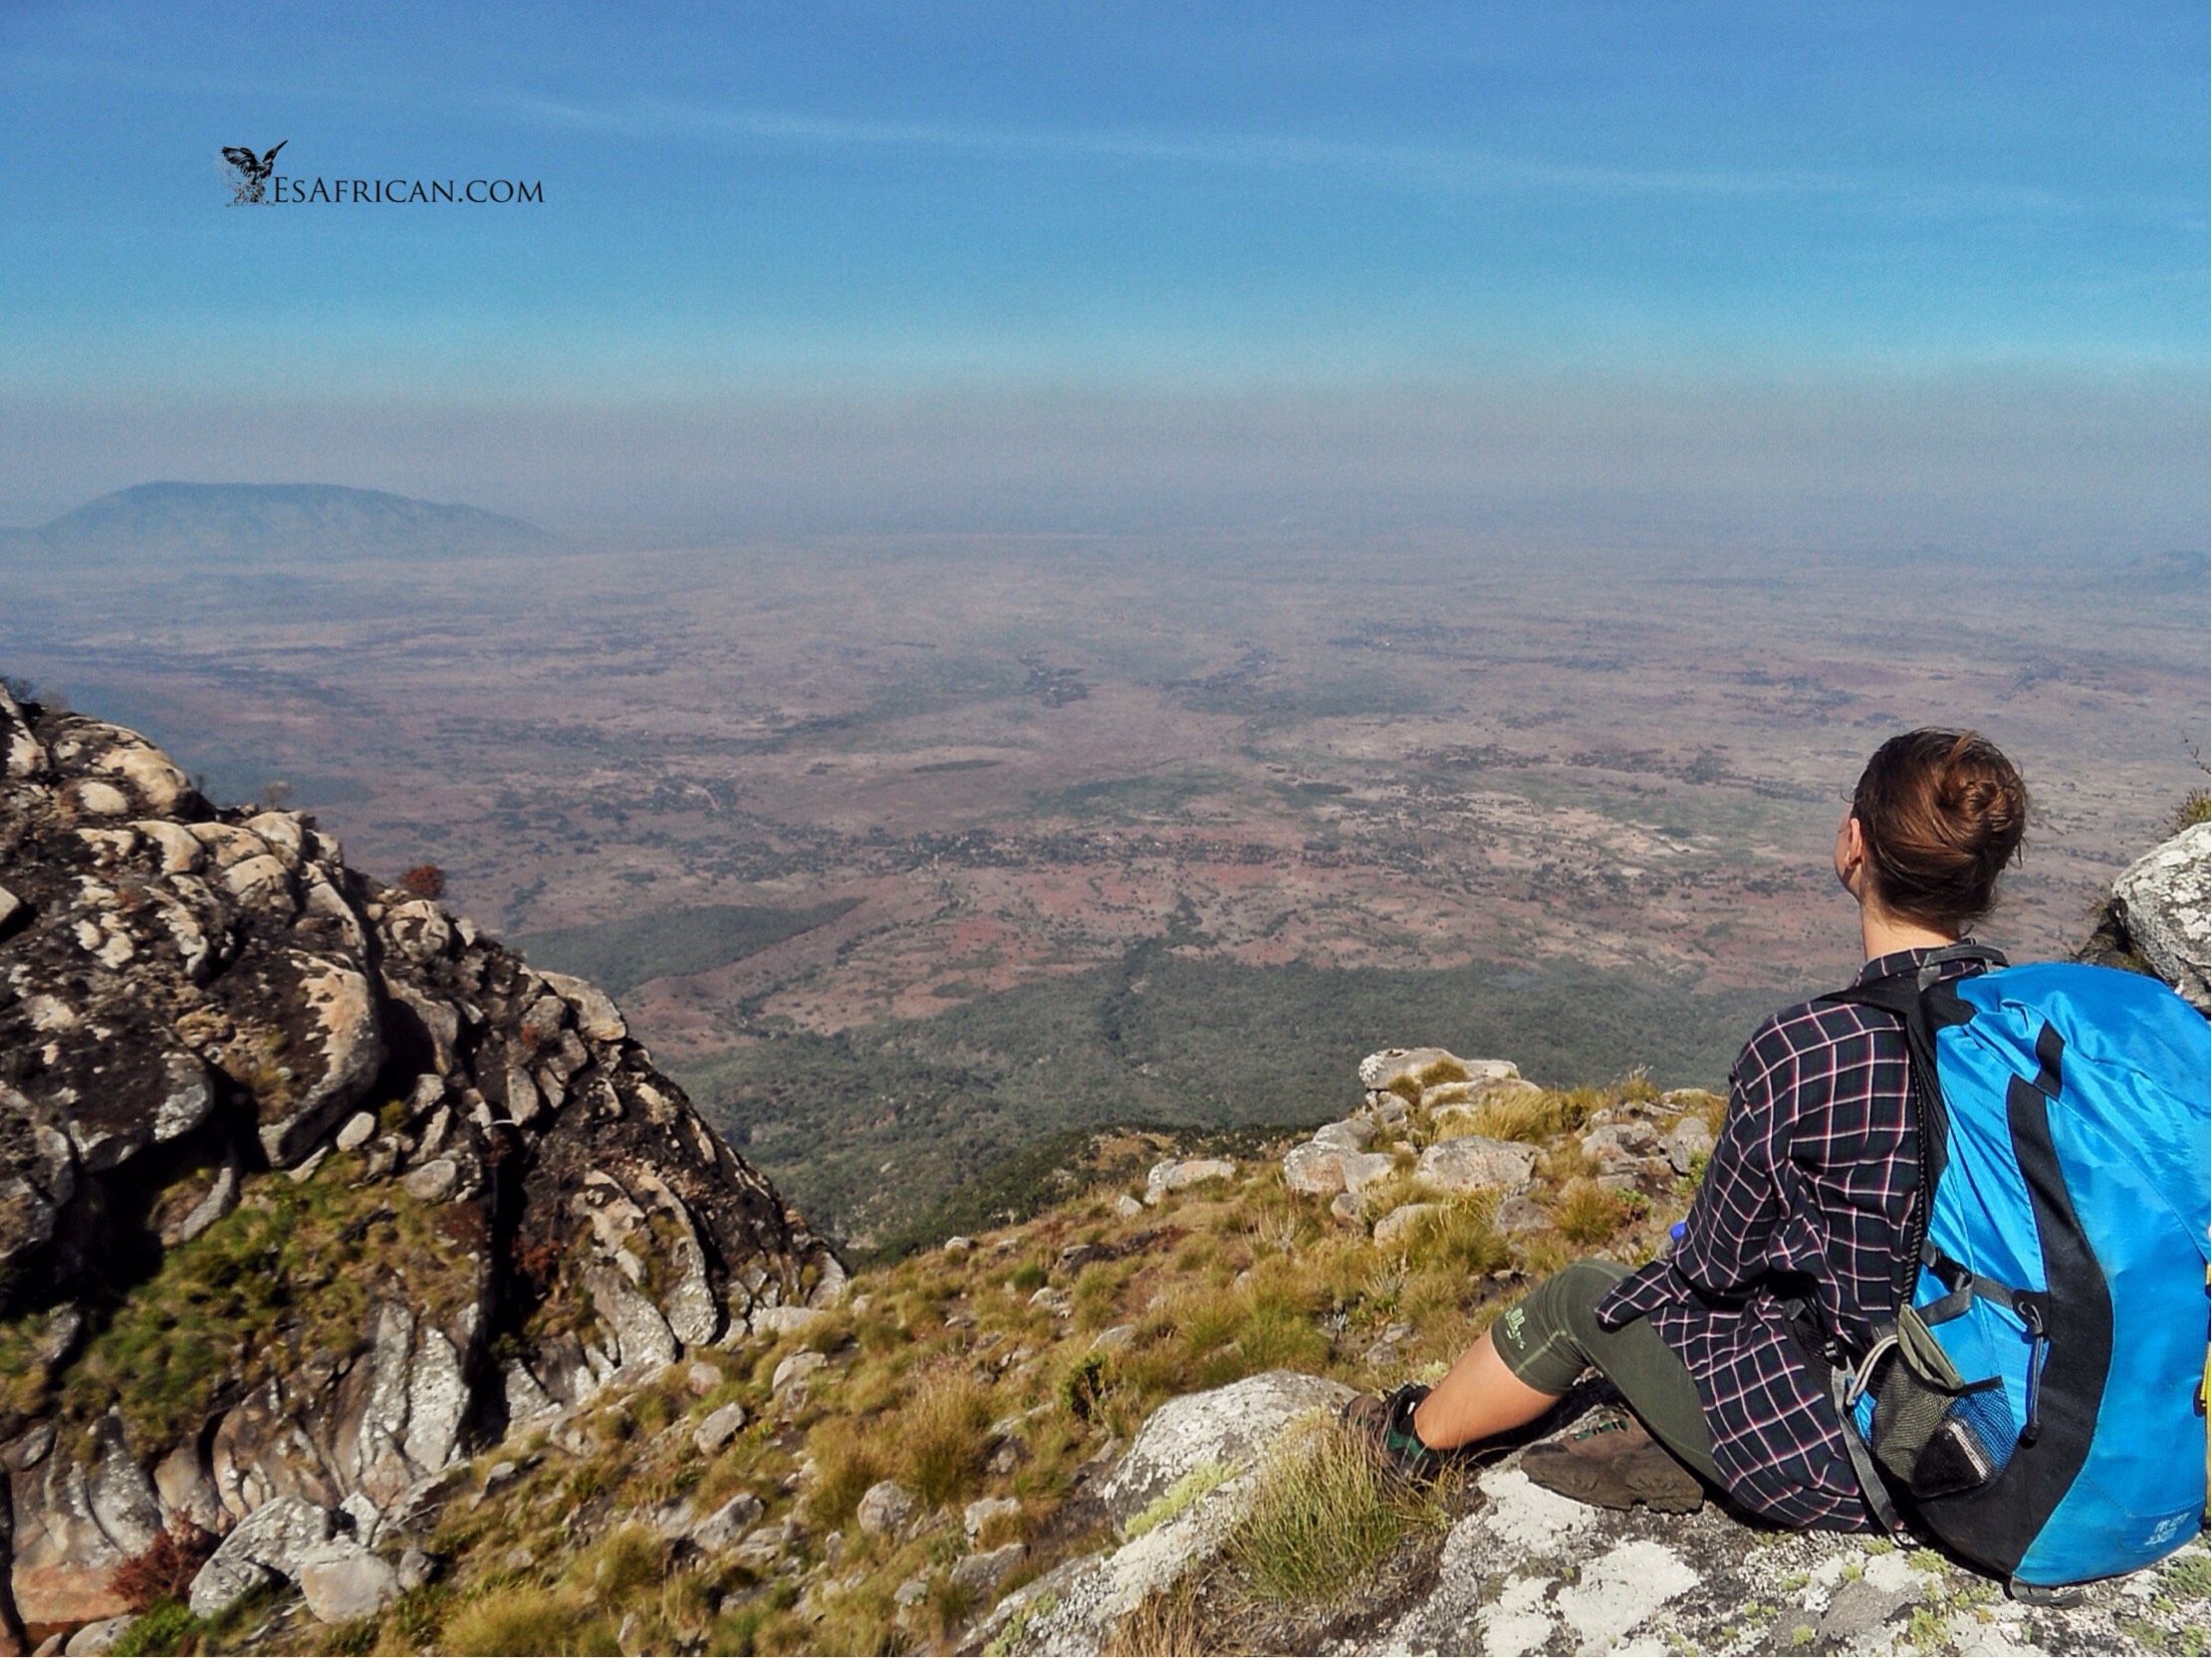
1411;1328;1560;1450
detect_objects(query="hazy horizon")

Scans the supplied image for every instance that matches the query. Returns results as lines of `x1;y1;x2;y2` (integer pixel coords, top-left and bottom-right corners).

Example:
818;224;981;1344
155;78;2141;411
4;4;2204;554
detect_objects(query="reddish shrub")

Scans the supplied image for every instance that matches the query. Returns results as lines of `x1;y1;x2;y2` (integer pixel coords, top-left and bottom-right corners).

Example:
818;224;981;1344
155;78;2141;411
397;863;447;899
110;1523;215;1611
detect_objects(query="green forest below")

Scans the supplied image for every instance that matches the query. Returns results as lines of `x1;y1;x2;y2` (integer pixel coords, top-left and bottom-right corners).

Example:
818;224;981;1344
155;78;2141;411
676;948;1791;1256
512;899;860;997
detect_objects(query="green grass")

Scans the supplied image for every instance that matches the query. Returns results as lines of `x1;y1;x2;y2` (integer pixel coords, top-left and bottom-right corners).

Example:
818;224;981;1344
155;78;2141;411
511;899;860;997
1223;1415;1452;1602
15;1150;480;1453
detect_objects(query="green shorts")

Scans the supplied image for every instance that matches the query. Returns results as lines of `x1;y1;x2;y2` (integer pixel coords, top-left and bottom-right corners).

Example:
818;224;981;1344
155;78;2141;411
1489;1259;1720;1485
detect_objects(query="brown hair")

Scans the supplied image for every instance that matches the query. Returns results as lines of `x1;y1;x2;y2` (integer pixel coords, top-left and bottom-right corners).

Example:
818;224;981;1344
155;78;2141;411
1850;729;2029;934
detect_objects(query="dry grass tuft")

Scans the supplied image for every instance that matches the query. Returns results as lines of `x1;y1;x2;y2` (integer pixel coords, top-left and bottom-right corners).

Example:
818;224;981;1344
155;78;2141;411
900;1366;995;1506
1550;1177;1630;1245
442;1585;617;1656
1223;1415;1452;1604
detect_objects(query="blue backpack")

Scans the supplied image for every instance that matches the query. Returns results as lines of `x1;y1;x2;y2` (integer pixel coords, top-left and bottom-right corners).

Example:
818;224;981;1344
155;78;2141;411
1820;945;2211;1599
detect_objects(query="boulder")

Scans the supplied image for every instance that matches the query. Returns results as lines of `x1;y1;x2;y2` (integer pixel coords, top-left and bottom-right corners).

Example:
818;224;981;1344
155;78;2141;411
694;1402;748;1456
2109;822;2211;1011
1281;1142;1347;1196
1144;1158;1236;1204
1098;1369;1354;1529
856;1481;913;1538
1415;1135;1537;1196
1665;1115;1716;1175
188;1495;334;1618
295;1538;402;1624
1309;1118;1376;1153
691;1493;766;1551
949;1542;1027;1596
1338;1151;1396;1193
0;694;842;1616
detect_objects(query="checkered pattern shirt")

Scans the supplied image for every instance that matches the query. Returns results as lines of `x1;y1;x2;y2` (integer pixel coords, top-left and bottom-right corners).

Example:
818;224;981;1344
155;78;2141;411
1596;946;1983;1531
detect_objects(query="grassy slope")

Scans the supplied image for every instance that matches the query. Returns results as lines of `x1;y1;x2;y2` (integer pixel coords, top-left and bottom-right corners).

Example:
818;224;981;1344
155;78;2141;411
193;1078;1718;1658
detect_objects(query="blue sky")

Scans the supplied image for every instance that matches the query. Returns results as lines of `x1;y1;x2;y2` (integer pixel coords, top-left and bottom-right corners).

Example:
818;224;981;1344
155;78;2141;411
1;2;2204;542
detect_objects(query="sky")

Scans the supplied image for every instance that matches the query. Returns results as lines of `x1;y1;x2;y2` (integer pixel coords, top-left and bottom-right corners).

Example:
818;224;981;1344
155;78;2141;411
1;2;2204;548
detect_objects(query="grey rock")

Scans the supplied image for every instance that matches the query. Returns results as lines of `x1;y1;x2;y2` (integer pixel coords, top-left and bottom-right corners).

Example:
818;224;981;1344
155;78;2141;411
1310;1117;1377;1153
63;1617;134;1657
587;1266;678;1373
1281;1141;1348;1196
399;1156;458;1203
188;1494;334;1618
1371;1202;1445;1248
335;1111;377;1153
772;1349;829;1396
694;1401;749;1456
1665;1115;1716;1175
295;1537;402;1624
1144;1157;1236;1204
951;1541;1028;1598
1338;1150;1395;1193
2111;822;2212;1011
893;1577;929;1608
1494;1194;1549;1235
856;1480;914;1537
1416;1134;1537;1196
1099;1369;1354;1528
691;1492;766;1551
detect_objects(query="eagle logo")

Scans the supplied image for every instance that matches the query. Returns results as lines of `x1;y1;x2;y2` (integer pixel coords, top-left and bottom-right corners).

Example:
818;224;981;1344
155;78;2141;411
219;140;286;204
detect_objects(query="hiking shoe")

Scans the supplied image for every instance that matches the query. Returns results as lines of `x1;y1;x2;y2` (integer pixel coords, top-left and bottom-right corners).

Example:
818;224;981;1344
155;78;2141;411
1519;1411;1705;1514
1342;1382;1444;1481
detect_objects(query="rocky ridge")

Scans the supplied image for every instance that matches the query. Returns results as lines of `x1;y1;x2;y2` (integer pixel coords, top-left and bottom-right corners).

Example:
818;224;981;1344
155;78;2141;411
0;688;841;1635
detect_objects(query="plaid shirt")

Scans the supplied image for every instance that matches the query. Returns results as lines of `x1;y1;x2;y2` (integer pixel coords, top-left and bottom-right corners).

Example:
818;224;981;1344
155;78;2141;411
1596;946;1985;1531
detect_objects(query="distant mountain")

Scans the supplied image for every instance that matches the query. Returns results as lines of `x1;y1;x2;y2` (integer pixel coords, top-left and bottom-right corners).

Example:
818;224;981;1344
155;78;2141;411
12;481;552;564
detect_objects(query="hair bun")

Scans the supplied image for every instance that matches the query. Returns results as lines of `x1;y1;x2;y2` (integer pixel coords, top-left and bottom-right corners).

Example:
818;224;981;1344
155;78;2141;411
1853;730;2029;932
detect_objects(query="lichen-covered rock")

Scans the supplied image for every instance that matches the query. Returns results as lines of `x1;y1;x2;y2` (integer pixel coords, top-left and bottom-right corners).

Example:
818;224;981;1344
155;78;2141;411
1097;1369;1353;1528
0;685;841;1619
2108;821;2211;1012
1415;1133;1537;1196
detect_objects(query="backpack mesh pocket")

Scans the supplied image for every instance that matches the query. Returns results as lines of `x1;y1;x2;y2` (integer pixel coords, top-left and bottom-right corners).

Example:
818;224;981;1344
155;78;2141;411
1864;1308;2018;1500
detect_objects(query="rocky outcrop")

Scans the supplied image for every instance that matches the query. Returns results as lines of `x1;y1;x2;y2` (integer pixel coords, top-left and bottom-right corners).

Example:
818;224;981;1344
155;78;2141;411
0;687;840;1624
2084;821;2210;1013
977;1378;2211;1658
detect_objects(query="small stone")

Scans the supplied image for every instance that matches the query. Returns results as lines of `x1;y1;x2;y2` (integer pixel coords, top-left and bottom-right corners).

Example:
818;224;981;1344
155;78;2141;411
1328;1191;1363;1228
685;1361;723;1396
287;1145;330;1183
1114;1193;1144;1218
944;1235;974;1253
894;1577;928;1608
948;1542;1027;1596
396;1547;436;1592
1338;1150;1395;1192
1372;1202;1445;1248
1495;1194;1548;1235
504;1545;535;1571
857;1480;914;1538
1091;1323;1136;1351
695;1401;749;1456
1310;1117;1377;1152
691;1492;766;1551
401;1156;459;1203
771;1349;828;1395
335;1111;376;1152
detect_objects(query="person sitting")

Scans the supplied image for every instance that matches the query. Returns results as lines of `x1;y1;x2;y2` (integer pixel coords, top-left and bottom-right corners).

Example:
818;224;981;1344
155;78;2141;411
1347;728;2030;1526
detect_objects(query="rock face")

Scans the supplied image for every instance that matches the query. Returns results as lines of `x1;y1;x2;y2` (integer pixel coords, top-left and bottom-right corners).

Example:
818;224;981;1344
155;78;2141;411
2101;822;2211;1013
0;688;841;1624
